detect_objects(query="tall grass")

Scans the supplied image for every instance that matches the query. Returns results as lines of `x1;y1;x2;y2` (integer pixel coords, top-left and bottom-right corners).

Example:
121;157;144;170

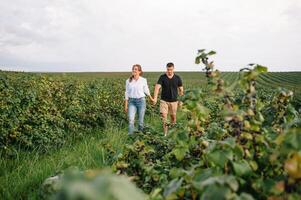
0;115;165;199
0;125;128;199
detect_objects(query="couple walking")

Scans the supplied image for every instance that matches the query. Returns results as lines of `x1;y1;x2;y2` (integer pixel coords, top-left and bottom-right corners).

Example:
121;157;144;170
124;62;184;135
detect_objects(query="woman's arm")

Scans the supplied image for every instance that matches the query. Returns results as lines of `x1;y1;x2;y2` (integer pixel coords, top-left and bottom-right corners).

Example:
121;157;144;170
147;95;154;102
143;79;154;102
124;99;128;113
125;80;129;112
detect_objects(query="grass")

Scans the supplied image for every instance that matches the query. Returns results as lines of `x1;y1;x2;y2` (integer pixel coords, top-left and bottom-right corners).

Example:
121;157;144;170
0;115;165;199
0;126;127;199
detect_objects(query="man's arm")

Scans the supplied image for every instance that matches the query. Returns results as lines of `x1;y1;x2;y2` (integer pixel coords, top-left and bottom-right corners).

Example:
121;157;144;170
153;84;161;105
178;86;184;109
178;86;184;96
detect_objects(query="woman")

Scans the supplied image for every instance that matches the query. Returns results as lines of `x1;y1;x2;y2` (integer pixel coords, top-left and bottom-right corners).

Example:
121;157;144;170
124;64;154;134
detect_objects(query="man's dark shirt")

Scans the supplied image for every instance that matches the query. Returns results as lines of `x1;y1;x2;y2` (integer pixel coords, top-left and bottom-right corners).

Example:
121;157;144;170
157;74;183;102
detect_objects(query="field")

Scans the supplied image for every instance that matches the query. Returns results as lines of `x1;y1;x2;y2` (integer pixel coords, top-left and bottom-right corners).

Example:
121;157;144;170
1;66;301;199
35;71;301;106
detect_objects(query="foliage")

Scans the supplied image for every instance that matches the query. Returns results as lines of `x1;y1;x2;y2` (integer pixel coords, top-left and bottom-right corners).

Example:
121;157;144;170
40;167;146;200
0;72;127;156
2;50;301;199
109;50;301;199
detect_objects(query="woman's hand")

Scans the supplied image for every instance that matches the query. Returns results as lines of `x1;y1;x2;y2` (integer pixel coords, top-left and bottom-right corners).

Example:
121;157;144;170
124;100;128;113
148;95;155;104
152;97;157;105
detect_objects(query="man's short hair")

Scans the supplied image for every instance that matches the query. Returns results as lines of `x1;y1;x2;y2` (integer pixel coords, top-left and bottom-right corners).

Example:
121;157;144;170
166;62;174;68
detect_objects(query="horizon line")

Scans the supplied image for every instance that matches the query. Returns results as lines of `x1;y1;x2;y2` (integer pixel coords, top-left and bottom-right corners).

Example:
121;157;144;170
1;69;301;73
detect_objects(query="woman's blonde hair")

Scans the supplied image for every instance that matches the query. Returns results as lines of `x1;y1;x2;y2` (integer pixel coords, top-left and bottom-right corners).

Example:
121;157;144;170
129;64;143;82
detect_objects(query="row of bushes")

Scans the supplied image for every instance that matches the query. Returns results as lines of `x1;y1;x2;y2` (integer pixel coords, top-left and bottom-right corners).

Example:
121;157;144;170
0;72;126;156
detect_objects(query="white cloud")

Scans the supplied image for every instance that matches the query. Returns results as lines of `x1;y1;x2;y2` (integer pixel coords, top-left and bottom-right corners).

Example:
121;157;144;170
0;0;300;72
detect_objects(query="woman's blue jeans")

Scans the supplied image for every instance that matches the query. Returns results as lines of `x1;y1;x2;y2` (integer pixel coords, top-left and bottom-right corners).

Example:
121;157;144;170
128;97;146;134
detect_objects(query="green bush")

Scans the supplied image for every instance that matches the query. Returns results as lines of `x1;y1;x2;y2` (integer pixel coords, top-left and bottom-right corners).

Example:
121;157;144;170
0;72;125;156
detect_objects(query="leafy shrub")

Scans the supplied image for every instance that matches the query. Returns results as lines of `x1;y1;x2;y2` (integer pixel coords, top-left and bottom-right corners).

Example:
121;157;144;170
0;72;126;156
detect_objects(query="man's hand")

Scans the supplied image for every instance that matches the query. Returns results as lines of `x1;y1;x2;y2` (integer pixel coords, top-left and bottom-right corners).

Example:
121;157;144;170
124;106;128;113
153;84;161;106
178;86;184;96
178;101;183;109
152;97;157;105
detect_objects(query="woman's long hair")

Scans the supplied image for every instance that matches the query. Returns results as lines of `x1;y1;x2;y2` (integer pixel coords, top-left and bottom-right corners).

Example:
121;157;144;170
129;64;143;82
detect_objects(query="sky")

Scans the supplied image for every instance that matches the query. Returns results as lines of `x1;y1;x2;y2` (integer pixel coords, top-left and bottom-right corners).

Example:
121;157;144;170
0;0;301;72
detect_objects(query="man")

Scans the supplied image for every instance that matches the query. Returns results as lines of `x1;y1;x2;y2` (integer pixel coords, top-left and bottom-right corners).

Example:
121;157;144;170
153;62;184;135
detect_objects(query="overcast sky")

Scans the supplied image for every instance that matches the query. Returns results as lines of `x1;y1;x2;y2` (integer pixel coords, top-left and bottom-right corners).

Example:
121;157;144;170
1;0;301;72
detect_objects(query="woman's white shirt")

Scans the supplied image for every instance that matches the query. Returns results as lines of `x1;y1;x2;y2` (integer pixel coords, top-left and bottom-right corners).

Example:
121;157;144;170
125;77;150;100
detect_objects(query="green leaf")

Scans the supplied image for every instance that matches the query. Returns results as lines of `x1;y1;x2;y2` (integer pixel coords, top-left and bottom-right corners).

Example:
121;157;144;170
200;184;232;200
241;132;253;140
195;175;239;192
176;131;189;142
169;168;186;179
207;51;216;56
49;169;147;200
220;137;236;149
207;149;233;167
193;168;216;183
254;65;267;73
224;149;234;161
236;193;255;200
173;146;189;161
208;150;227;167
110;175;147;200
163;178;183;197
284;128;301;150
249;161;258;171
198;49;205;54
233;145;244;159
232;160;252;177
195;56;201;64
